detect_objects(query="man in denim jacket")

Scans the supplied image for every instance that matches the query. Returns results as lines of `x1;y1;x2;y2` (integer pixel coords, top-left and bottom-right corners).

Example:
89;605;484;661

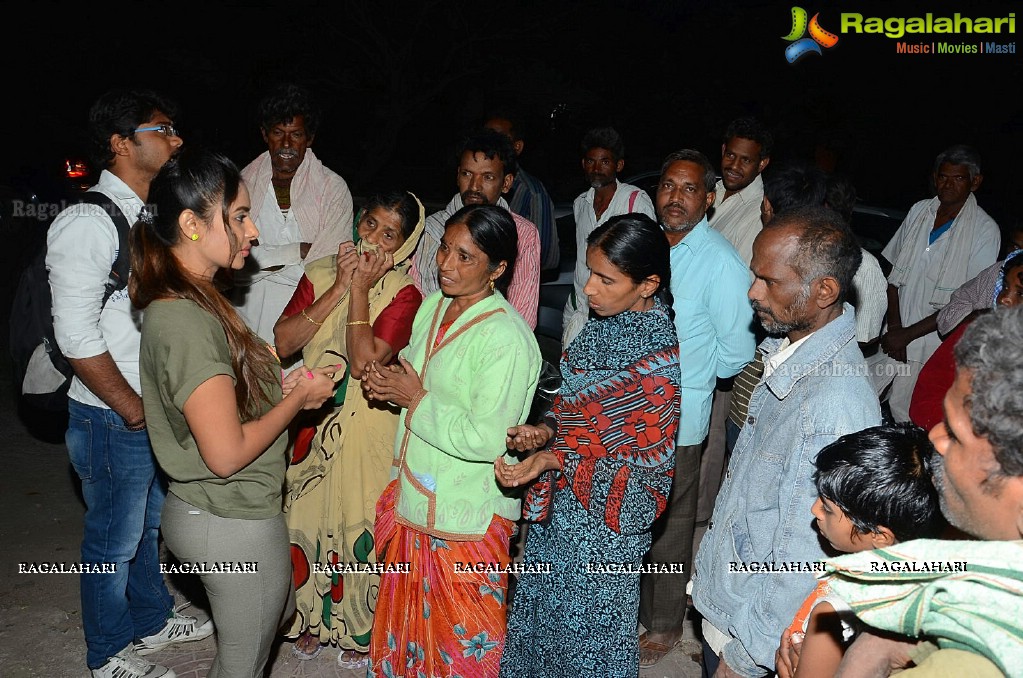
691;206;881;677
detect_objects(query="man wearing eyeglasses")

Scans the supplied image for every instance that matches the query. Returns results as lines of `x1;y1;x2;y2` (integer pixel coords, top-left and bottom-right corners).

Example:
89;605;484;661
47;89;212;678
231;82;353;359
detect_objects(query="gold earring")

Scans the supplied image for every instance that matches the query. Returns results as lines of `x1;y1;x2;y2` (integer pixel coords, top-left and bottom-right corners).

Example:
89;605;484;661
190;233;199;241
489;279;495;291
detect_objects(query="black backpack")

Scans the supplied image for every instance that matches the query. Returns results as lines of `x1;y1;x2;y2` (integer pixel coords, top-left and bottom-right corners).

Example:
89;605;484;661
9;192;131;412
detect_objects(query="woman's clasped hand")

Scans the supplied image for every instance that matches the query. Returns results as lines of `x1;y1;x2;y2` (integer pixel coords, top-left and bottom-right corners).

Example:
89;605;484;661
280;364;342;407
361;357;423;409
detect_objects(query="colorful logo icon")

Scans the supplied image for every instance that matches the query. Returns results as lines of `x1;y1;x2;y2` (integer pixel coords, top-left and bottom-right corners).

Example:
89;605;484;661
782;7;839;63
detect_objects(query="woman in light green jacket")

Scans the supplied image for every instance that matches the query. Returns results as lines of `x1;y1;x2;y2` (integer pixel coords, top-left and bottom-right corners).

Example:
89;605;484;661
362;204;541;678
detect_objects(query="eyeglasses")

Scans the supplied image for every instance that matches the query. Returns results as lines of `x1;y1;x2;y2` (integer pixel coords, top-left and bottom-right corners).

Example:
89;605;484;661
134;124;179;137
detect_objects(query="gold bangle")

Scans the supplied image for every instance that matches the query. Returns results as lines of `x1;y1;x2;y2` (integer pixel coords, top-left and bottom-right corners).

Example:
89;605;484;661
346;320;370;326
300;309;323;326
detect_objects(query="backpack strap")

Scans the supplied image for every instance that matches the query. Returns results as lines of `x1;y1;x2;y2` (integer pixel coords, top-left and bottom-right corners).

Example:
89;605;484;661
628;189;640;212
77;192;132;307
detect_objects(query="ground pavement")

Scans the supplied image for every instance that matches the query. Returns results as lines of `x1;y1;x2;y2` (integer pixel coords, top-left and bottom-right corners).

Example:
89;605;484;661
0;362;701;677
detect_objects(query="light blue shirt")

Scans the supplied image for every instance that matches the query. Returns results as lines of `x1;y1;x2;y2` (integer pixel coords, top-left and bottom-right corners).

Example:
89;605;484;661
667;218;756;445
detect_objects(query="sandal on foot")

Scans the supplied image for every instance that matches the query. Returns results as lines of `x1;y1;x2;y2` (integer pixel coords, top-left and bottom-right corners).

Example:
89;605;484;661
290;633;323;661
337;649;369;669
638;631;684;668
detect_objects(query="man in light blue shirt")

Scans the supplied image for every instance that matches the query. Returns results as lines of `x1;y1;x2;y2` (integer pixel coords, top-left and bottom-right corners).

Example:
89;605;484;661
639;149;756;667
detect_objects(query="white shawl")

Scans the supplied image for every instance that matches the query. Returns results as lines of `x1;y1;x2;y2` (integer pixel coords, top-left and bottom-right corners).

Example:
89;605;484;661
241;148;353;264
888;193;985;307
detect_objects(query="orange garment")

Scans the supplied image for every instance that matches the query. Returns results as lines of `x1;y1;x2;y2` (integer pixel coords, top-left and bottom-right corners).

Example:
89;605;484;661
787;579;831;637
369;480;513;677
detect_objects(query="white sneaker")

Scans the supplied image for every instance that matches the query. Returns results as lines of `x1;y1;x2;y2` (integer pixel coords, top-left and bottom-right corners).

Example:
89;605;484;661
134;604;214;655
91;643;176;678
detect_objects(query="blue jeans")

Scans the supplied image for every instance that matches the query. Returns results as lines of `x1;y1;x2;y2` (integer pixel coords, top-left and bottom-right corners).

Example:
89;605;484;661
66;399;174;668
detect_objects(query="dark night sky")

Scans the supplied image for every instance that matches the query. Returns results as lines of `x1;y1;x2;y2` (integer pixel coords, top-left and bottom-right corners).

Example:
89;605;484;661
3;0;1021;227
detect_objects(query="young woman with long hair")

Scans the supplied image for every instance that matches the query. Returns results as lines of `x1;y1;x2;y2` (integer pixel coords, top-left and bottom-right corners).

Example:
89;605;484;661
130;147;337;677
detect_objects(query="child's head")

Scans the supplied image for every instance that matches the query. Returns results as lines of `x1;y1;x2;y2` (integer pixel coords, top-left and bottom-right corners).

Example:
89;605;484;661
811;423;945;553
995;248;1023;309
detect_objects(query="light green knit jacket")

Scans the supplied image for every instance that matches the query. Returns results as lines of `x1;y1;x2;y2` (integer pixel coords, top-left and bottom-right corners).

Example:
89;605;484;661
391;291;541;540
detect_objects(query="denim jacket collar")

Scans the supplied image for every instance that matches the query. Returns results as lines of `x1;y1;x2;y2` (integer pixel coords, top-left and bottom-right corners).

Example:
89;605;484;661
760;303;857;401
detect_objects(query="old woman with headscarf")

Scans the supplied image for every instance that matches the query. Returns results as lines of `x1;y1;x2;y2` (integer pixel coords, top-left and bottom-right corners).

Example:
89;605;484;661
274;190;425;668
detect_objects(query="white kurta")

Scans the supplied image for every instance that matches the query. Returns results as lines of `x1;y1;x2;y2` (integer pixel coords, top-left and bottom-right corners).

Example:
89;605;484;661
232;188;307;348
708;175;764;268
562;181;656;346
870;198;999;421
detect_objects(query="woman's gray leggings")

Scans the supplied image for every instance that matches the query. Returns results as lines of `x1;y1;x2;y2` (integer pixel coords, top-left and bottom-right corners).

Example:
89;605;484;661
161;493;295;678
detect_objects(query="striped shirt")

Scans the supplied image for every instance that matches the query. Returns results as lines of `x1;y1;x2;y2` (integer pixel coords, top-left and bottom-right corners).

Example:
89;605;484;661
851;249;888;344
728;348;765;429
412;195;540;329
935;259;1002;336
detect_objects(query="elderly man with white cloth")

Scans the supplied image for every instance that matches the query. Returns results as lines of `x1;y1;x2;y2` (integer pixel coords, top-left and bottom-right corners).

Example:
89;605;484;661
871;144;999;422
231;83;353;355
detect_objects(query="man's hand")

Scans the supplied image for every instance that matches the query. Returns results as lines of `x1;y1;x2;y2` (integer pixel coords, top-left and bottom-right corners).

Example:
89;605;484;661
67;353;144;427
835;630;919;678
713;656;745;678
880;326;910;363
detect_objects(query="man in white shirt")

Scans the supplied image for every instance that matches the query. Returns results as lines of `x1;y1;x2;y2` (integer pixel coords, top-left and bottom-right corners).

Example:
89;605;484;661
873;145;1000;422
48;89;211;678
232;83;353;355
823;173;889;348
709;117;773;267
696;118;774;560
562;126;656;345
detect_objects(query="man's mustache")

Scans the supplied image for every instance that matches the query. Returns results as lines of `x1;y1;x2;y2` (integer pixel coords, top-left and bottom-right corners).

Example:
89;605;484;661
751;300;776;319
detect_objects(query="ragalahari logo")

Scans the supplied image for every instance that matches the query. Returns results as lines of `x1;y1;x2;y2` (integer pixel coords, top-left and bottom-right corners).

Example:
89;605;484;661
783;7;839;63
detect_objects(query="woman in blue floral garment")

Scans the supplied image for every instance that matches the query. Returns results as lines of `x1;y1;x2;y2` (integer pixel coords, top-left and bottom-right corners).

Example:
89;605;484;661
496;214;681;677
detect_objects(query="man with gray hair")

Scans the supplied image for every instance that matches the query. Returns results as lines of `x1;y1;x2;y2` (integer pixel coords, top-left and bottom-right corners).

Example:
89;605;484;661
692;206;880;677
872;144;1000;422
826;306;1023;677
